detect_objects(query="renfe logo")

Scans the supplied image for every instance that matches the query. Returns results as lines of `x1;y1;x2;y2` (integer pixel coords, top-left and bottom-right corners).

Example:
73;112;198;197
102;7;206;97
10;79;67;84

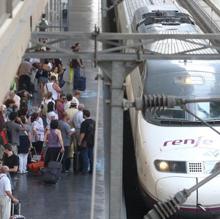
163;136;214;147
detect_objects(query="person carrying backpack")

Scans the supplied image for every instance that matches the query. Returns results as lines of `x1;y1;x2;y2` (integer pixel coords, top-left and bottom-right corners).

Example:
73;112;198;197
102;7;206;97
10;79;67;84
78;109;95;174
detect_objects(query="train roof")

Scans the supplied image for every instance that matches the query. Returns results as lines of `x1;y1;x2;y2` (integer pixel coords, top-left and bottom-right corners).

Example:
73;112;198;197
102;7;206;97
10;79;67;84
121;0;217;55
132;7;217;55
142;31;217;55
137;4;185;13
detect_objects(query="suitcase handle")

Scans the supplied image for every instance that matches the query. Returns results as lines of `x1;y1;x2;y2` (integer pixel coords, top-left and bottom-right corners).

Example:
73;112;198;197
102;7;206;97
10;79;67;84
11;202;21;216
30;147;44;160
56;152;64;163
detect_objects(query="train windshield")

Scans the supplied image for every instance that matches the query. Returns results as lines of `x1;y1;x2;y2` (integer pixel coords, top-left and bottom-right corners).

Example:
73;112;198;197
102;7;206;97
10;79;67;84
144;68;220;123
137;10;194;29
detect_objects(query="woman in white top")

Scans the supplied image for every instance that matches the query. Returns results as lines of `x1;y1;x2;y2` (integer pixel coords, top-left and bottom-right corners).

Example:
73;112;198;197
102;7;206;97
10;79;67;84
46;102;58;128
31;112;45;155
45;76;62;101
40;92;55;116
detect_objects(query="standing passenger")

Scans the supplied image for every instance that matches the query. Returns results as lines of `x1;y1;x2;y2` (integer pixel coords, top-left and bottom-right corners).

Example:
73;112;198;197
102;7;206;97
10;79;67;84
45;76;62;101
59;113;75;172
78;110;95;174
2;144;19;189
0;166;19;219
31;112;44;155
56;94;66;120
71;43;84;90
5;112;25;154
18;116;31;174
46;101;58;129
44;120;64;166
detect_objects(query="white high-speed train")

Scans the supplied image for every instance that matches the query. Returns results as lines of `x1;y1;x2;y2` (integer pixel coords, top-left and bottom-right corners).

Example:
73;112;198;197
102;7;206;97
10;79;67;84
115;0;220;216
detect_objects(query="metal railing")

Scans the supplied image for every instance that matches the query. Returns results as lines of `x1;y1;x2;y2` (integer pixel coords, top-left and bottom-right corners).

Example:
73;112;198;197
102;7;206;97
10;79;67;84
0;0;7;24
0;0;24;22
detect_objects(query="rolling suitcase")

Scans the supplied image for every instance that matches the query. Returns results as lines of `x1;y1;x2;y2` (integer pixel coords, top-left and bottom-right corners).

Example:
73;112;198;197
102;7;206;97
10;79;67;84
42;153;64;184
10;202;25;219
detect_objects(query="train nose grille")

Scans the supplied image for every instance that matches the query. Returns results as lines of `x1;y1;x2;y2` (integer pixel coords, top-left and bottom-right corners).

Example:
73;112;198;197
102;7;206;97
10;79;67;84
188;162;203;173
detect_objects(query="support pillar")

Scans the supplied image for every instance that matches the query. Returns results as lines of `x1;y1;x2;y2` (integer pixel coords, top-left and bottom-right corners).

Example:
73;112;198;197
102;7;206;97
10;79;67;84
99;61;138;219
109;61;125;219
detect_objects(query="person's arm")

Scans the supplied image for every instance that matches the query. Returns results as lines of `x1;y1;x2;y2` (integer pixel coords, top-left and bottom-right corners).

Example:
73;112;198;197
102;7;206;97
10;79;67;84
8;166;18;173
76;58;84;68
13;121;25;132
56;130;64;152
32;126;38;140
78;122;86;145
28;131;32;149
5;191;19;203
78;132;85;146
44;130;49;144
52;82;62;93
65;123;73;136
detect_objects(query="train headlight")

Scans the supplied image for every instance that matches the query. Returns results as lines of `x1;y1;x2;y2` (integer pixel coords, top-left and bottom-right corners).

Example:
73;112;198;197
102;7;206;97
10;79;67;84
154;160;187;173
158;161;169;171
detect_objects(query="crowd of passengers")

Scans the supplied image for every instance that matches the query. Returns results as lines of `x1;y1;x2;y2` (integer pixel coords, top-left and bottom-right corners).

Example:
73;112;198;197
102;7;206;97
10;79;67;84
0;52;96;191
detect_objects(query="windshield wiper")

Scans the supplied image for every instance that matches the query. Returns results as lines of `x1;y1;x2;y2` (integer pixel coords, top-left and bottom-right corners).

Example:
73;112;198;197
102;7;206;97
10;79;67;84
140;95;220;135
181;105;220;135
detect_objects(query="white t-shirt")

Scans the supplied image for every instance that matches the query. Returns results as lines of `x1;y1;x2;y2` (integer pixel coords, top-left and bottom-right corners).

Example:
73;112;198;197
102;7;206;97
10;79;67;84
64;101;71;110
46;82;59;100
32;117;45;142
13;94;21;110
72;97;79;108
46;111;58;128
0;174;11;196
73;111;84;129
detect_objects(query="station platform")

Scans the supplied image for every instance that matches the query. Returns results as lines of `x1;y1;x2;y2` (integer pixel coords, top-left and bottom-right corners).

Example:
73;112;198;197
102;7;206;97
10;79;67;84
13;0;104;218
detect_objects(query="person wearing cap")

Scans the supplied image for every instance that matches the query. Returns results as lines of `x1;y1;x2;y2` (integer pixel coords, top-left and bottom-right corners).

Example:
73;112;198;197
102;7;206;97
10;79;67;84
65;99;78;126
0;165;19;219
72;90;80;109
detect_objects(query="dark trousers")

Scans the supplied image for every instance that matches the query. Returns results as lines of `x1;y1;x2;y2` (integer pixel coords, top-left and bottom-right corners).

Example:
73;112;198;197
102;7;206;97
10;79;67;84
73;66;81;90
32;141;43;155
18;75;31;92
62;146;70;171
45;147;60;166
80;147;93;173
